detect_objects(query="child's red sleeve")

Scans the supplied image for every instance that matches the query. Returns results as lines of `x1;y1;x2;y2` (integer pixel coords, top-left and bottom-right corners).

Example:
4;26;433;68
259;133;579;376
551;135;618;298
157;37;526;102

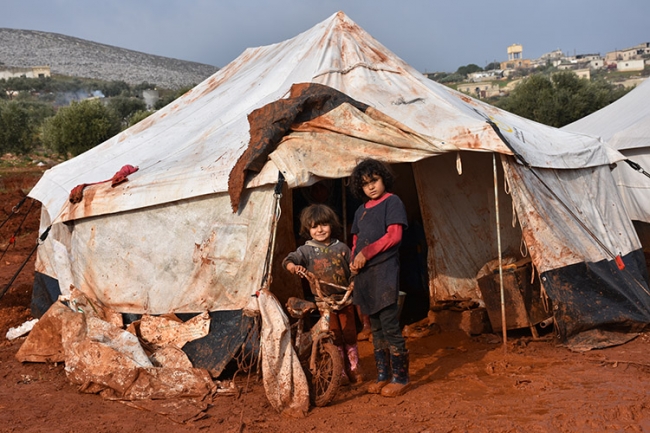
360;224;403;260
351;234;358;257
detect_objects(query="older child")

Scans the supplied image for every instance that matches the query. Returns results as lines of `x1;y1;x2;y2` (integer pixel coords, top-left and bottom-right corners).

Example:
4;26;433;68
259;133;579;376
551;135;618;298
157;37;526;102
283;204;364;384
349;158;410;397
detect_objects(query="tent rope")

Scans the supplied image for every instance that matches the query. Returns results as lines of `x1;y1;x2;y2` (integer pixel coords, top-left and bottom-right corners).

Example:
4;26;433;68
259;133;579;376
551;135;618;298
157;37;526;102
0;225;51;301
624;159;650;179
260;172;285;291
0;196;27;230
0;198;36;263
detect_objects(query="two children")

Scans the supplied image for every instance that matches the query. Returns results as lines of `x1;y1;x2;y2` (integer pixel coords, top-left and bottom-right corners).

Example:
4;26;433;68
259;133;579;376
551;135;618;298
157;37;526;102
282;204;364;384
284;158;410;396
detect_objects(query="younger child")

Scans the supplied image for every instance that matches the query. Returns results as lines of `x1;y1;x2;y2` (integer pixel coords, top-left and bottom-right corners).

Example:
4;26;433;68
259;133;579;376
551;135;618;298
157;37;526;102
349;158;410;397
283;204;364;384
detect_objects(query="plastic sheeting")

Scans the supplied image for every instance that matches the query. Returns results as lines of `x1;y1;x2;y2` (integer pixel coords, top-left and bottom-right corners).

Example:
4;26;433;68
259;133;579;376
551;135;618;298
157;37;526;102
412;152;524;301
269;103;452;188
36;187;276;314
257;290;309;417
563;78;650;224
17;299;217;423
503;158;639;271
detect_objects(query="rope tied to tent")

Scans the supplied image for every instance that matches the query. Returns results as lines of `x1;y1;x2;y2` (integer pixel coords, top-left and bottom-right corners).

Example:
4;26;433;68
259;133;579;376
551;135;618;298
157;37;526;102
0;224;51;301
487;120;620;262
624;159;650;179
0;196;27;230
0;198;36;263
259;172;285;292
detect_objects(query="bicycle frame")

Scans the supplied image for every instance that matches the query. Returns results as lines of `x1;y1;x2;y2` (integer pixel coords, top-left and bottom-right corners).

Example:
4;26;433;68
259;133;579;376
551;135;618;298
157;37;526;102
290;270;353;373
286;270;353;407
290;298;333;374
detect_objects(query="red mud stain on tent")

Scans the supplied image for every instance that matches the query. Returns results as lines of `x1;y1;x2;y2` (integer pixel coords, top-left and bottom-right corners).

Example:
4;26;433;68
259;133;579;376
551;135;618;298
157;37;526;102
81;186;97;216
448;126;485;150
189;55;252;102
124;112;159;136
458;94;475;105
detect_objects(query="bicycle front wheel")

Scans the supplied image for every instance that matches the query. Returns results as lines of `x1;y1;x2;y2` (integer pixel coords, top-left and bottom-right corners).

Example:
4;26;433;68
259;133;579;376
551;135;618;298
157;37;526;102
309;341;343;407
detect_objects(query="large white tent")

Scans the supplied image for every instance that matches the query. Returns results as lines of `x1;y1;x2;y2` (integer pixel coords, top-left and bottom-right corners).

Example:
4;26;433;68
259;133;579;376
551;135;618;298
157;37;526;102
27;10;650;364
564;77;650;223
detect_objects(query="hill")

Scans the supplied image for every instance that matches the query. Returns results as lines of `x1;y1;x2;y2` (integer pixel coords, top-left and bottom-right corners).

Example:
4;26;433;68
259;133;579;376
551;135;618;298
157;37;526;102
0;28;219;90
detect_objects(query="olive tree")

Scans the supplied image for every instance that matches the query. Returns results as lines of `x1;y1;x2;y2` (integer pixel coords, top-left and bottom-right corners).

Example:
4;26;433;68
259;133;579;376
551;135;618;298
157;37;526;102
0;101;33;154
42;99;121;156
495;71;630;127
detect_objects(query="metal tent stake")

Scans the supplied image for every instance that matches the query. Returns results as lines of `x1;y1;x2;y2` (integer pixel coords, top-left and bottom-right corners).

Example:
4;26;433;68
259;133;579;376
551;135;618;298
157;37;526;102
493;154;507;352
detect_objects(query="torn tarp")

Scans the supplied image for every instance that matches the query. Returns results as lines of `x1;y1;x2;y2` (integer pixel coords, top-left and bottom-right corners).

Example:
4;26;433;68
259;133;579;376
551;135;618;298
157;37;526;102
17;299;217;423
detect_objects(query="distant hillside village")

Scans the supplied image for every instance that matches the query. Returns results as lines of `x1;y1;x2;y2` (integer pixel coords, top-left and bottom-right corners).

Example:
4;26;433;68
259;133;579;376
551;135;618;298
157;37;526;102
428;42;650;99
2;41;649;104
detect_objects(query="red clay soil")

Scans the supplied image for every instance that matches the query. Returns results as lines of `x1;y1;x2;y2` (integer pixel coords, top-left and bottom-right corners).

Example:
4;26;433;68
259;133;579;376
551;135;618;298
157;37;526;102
1;168;649;433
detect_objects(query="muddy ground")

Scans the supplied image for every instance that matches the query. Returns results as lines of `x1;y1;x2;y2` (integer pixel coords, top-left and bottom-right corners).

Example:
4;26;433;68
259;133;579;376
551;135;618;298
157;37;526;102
0;167;649;433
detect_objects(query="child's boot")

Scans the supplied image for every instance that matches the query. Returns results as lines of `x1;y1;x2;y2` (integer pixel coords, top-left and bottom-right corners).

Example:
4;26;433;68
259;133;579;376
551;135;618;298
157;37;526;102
381;350;411;397
345;344;365;384
367;348;391;393
337;345;350;385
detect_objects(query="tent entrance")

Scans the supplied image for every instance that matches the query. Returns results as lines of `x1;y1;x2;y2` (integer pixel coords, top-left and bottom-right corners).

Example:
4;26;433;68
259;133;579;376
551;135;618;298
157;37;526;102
413;151;526;305
283;162;430;327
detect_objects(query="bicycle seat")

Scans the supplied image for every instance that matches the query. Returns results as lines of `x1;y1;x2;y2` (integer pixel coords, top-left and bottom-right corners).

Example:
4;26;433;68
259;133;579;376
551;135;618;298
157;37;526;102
286;297;317;318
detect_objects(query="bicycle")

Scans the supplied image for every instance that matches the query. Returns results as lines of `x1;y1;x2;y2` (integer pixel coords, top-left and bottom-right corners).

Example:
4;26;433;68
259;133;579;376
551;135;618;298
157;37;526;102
285;270;354;407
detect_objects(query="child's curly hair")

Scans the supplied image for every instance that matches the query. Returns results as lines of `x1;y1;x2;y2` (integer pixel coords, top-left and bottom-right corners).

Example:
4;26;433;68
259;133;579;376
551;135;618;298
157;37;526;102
298;204;342;239
349;158;395;200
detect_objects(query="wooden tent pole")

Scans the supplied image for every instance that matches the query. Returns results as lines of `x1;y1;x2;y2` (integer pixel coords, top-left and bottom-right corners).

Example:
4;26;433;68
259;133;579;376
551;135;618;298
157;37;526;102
493;154;507;352
342;179;348;244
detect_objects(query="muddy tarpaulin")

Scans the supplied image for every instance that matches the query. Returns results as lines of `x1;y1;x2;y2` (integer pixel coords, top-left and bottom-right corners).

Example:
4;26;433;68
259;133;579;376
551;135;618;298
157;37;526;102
18;299;217;423
542;251;650;346
31;272;61;318
503;157;650;347
228;82;369;212
181;310;258;377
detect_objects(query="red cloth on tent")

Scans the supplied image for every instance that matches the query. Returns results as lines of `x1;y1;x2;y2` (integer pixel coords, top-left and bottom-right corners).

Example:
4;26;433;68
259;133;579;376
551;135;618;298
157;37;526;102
68;165;139;204
110;164;139;187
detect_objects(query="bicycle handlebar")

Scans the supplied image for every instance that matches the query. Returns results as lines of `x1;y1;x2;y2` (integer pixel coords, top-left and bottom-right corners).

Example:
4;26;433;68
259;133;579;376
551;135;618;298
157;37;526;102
296;270;354;308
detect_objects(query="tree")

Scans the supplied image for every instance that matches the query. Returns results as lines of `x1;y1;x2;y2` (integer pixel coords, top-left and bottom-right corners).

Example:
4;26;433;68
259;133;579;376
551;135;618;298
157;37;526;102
98;80;130;98
438;73;465;84
42;99;121;156
456;64;483;77
154;85;194;109
485;62;501;71
0;101;33;154
495;71;630;127
127;109;154;127
107;96;147;124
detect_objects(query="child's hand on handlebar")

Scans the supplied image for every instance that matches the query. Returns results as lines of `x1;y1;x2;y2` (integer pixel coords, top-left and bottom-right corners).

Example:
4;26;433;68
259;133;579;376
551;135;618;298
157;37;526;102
286;263;307;276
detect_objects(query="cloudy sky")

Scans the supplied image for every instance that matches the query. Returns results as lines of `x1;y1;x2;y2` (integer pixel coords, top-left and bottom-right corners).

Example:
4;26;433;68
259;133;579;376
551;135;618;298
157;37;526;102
2;0;649;73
